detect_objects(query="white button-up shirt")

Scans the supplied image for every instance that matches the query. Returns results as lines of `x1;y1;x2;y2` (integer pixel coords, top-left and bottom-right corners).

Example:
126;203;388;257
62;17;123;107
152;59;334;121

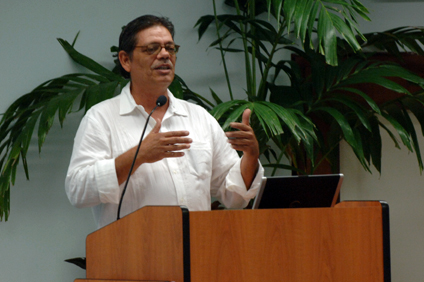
65;83;264;229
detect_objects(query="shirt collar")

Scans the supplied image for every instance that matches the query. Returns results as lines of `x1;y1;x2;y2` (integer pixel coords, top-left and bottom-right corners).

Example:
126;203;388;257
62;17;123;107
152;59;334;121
166;90;188;117
119;82;137;115
119;82;188;117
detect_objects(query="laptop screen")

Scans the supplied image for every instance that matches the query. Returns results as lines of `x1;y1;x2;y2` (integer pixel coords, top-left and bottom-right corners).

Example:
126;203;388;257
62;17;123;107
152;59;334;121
252;174;343;209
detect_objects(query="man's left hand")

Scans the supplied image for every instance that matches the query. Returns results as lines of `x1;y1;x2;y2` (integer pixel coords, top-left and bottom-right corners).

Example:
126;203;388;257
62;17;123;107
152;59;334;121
225;108;259;160
225;109;260;189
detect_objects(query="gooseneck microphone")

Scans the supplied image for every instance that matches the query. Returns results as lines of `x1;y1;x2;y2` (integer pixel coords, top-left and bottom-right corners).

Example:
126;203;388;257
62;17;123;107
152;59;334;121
117;95;168;220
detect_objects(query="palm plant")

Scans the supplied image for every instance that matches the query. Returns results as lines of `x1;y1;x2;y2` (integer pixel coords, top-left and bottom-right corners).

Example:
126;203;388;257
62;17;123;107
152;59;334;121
193;0;424;175
0;37;126;221
1;0;424;221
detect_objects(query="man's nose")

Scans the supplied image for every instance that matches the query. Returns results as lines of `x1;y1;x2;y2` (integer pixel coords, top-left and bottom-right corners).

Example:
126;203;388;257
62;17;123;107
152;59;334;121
157;46;170;59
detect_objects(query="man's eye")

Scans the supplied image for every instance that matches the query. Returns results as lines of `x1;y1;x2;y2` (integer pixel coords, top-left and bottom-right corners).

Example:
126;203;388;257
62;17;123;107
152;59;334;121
147;46;158;53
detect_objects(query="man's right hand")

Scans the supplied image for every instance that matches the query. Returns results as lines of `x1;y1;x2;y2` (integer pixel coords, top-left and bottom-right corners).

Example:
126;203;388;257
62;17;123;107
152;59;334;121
137;118;192;163
115;118;192;185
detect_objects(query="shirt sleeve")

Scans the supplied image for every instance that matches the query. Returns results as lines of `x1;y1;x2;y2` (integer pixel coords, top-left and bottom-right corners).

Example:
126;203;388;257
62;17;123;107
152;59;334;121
225;156;264;200
65;113;121;208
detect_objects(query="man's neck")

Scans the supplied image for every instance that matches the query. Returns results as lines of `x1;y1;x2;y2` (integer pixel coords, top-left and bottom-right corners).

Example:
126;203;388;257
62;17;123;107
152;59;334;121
130;82;169;119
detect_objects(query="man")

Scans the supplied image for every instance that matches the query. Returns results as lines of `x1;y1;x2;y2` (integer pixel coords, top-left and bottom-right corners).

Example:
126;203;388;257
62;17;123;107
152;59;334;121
65;15;264;229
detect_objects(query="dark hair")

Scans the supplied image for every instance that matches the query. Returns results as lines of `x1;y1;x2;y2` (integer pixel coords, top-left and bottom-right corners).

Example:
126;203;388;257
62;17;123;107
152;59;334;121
118;15;175;79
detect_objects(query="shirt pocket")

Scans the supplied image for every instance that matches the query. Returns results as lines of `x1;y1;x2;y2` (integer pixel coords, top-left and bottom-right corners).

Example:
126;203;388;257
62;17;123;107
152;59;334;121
185;142;212;180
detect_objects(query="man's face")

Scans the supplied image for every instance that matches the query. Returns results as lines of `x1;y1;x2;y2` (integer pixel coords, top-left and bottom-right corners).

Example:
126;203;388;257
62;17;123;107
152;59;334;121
124;25;176;89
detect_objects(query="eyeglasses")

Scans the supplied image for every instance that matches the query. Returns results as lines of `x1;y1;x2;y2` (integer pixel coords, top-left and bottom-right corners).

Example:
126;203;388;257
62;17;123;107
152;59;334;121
134;43;180;56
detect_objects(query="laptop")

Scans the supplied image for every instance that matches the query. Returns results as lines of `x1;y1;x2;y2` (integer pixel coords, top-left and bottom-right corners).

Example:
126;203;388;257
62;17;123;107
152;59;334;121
252;174;343;209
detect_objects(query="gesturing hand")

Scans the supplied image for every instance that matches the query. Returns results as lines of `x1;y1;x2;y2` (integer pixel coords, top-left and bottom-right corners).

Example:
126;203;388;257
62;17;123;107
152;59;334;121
225;109;260;189
138;118;192;164
115;118;192;185
225;109;259;159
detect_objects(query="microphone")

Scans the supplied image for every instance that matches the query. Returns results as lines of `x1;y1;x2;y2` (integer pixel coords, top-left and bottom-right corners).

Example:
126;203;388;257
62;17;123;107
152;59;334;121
117;95;168;220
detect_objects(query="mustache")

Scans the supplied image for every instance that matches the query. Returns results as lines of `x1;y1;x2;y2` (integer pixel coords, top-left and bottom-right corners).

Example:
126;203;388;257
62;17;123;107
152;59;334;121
151;59;174;69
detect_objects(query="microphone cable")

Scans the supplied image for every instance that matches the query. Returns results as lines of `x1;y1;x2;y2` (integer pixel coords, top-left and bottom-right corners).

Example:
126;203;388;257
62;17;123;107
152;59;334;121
117;95;167;220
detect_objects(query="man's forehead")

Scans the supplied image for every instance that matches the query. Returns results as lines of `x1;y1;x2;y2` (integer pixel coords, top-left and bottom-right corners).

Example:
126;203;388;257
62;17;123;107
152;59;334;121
136;25;173;44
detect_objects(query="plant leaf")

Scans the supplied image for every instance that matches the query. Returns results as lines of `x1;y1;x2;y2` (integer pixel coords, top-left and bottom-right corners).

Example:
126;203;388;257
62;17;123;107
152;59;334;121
57;38;123;82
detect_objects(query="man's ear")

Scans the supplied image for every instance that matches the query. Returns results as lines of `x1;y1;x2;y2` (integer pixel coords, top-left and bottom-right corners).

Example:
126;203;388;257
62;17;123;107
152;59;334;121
118;50;131;73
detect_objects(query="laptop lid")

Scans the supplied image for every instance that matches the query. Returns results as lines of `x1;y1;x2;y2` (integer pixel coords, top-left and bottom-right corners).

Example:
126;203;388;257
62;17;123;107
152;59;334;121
252;174;343;209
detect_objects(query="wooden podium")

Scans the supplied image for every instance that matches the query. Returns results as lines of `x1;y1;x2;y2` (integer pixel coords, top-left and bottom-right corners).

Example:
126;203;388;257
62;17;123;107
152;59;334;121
75;201;391;282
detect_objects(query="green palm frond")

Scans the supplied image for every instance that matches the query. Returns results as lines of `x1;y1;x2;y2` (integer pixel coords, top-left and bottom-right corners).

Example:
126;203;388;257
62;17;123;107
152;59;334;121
305;51;424;173
339;26;424;57
282;0;370;65
194;0;424;176
0;37;127;220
